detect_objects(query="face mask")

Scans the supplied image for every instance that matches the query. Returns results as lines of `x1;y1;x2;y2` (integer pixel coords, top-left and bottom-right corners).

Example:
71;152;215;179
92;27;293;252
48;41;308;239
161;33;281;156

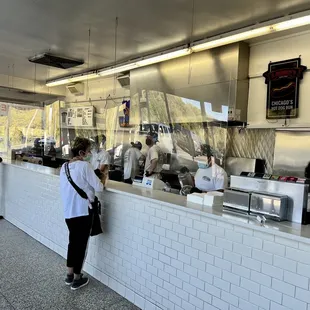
84;154;92;162
197;162;209;169
80;151;91;162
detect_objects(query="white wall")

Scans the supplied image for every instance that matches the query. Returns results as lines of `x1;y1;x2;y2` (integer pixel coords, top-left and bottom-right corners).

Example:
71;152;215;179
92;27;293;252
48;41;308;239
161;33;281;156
65;76;130;103
248;30;310;128
3;164;310;310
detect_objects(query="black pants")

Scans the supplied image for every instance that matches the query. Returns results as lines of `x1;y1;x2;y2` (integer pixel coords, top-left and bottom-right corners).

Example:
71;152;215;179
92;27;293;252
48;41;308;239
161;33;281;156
65;214;92;274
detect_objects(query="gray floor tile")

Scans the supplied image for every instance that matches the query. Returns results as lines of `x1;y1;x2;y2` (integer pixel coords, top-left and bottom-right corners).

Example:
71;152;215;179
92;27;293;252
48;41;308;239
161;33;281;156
0;252;65;292
0;220;141;310
0;294;14;310
108;300;141;310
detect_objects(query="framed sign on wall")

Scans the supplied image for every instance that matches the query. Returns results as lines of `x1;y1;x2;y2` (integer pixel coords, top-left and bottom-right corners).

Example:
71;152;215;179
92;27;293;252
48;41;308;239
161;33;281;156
263;58;307;119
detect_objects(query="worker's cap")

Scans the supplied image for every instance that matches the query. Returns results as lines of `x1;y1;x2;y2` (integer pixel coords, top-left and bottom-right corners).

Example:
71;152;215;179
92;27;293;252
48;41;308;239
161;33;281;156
131;141;142;149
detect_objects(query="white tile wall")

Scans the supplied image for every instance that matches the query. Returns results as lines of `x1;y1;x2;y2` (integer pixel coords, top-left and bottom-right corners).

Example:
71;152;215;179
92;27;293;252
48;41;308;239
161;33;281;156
3;164;310;310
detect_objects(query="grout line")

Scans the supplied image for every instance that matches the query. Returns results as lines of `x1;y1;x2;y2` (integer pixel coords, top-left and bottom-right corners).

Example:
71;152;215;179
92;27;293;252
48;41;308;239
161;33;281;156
0;290;16;310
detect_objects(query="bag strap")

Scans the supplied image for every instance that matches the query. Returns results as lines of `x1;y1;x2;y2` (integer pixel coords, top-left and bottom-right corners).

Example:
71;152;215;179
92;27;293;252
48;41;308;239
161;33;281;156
64;162;88;200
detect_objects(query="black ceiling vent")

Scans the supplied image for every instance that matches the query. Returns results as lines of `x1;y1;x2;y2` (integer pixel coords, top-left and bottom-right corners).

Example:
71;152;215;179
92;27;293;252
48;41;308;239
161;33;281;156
28;53;84;69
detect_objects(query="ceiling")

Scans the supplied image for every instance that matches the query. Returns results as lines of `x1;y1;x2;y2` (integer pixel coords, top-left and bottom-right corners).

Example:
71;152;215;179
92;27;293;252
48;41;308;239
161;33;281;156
1;0;310;82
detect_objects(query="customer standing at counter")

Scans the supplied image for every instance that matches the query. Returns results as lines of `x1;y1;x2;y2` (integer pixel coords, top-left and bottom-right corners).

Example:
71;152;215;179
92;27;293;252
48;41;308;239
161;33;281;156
144;135;164;178
60;137;104;290
193;148;228;193
123;141;143;184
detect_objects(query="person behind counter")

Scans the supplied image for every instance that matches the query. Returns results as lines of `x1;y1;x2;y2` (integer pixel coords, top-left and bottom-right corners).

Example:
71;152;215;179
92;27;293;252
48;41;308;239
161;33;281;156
90;135;111;184
144;135;164;178
124;141;143;184
60;137;104;290
192;150;228;193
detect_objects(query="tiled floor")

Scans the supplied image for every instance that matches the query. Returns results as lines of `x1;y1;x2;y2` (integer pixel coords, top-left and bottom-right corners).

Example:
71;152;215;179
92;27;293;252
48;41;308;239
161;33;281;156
0;219;140;310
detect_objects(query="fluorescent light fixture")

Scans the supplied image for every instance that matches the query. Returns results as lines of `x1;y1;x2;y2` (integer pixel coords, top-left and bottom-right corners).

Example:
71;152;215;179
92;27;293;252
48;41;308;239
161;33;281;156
136;48;191;66
192;27;272;52
98;47;191;76
273;15;310;31
46;79;71;87
46;72;98;87
192;12;310;52
98;63;138;77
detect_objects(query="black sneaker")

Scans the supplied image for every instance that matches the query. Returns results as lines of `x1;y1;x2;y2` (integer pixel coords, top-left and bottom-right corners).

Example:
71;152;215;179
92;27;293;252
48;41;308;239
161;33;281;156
65;274;74;286
71;275;89;291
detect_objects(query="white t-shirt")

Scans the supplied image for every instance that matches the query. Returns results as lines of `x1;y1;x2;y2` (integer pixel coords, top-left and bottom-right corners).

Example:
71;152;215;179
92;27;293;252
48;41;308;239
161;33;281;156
124;147;142;180
145;144;163;174
90;149;111;170
60;161;104;219
195;164;228;192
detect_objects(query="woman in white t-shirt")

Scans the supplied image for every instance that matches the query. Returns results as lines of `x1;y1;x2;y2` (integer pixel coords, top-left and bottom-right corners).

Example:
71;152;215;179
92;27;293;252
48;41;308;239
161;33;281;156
60;137;103;290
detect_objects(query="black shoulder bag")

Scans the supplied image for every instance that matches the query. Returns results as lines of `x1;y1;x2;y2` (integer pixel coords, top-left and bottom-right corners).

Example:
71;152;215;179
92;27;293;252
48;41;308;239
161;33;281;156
64;162;103;236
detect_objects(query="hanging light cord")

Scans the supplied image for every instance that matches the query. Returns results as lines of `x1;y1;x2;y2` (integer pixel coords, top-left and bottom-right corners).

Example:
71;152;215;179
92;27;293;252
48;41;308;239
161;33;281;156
188;0;196;84
86;27;91;100
113;16;119;95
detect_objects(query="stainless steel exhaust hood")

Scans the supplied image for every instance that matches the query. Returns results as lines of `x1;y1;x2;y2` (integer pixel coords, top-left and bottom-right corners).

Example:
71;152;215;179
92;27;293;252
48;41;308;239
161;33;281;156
130;42;249;124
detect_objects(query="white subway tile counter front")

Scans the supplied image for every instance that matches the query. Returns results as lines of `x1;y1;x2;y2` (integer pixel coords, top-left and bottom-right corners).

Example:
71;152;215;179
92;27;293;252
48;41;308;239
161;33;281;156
2;162;310;310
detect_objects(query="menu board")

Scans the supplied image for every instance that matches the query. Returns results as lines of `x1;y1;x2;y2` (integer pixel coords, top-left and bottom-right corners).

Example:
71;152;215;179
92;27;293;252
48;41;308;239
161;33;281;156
60;106;94;128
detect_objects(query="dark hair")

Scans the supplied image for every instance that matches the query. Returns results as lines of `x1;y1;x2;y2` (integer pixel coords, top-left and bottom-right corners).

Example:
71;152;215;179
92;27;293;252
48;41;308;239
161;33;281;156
71;137;91;157
201;144;213;157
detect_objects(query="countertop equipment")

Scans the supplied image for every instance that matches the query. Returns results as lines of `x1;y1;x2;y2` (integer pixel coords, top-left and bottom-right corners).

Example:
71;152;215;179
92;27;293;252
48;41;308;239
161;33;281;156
224;188;288;222
223;189;251;213
250;192;288;221
230;175;309;224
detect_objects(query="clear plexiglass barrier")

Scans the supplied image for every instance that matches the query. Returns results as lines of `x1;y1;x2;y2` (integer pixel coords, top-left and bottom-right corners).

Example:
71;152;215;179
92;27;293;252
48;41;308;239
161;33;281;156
1;91;229;188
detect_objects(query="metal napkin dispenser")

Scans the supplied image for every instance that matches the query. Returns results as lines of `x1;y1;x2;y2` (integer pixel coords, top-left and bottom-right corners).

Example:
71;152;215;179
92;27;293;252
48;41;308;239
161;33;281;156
250;192;288;221
223;189;251;212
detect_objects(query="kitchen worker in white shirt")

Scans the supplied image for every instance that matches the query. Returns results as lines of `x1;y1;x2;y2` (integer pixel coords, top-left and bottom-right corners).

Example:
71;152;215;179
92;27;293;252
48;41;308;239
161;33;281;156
144;135;164;179
124;141;143;184
90;135;111;181
60;137;103;290
193;149;228;193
